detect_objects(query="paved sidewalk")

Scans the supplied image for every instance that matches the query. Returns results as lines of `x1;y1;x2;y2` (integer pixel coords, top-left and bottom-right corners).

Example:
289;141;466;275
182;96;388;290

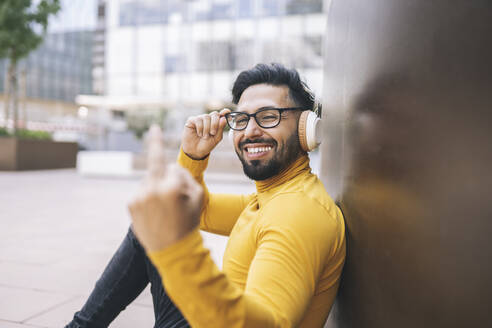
0;169;255;327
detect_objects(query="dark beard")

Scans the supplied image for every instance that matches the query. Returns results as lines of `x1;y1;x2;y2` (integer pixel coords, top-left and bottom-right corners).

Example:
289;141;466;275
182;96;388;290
240;156;282;181
236;132;302;181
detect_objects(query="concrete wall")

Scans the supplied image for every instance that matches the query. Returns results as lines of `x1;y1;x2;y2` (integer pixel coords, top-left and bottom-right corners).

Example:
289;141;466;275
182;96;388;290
320;1;492;327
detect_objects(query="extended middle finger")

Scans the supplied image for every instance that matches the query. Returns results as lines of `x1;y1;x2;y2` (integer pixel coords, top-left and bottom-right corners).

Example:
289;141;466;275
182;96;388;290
201;114;211;138
147;124;166;183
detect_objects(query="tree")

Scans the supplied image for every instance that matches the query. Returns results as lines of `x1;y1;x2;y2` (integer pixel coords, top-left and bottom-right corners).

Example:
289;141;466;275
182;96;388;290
0;0;60;134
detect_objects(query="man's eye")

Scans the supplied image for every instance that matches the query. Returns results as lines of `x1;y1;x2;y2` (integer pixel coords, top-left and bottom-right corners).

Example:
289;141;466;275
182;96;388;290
261;115;278;121
235;116;249;124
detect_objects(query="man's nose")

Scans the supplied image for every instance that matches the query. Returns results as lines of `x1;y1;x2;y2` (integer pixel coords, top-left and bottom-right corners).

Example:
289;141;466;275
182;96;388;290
243;117;263;139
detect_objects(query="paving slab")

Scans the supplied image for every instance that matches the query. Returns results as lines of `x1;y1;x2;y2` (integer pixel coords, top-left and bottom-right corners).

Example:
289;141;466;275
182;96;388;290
0;285;75;323
0;320;42;328
24;295;155;328
0;169;255;327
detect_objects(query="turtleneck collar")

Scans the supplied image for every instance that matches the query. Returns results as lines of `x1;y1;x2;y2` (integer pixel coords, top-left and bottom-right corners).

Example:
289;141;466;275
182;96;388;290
255;154;311;193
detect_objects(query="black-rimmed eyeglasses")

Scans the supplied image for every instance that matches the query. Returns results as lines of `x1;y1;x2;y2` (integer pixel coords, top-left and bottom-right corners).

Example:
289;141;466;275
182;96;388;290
225;107;304;131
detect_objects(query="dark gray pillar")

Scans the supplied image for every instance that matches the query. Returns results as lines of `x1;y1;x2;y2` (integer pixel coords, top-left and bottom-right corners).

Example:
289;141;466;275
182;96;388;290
320;1;492;327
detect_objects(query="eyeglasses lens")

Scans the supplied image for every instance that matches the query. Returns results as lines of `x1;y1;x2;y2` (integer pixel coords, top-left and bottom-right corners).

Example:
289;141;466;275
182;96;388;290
227;113;248;130
227;109;281;130
256;109;280;128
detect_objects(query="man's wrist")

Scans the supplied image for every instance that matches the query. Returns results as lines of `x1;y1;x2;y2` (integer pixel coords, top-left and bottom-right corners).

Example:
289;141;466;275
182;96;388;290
183;150;209;161
148;227;202;266
178;148;209;176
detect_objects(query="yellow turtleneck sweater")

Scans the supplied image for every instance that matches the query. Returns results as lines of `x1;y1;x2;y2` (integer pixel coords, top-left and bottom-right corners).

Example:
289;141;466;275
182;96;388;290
148;149;346;328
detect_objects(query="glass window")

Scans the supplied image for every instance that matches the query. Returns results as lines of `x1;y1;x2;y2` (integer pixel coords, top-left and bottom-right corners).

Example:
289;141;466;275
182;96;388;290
137;0;165;25
15;29;95;102
233;39;254;70
165;0;185;24
238;0;254;18
302;35;323;68
262;0;285;17
286;0;322;15
196;41;234;71
98;2;106;18
164;55;183;73
196;42;214;71
119;0;138;26
211;0;234;20
187;0;235;21
261;40;282;64
188;0;212;21
0;60;5;93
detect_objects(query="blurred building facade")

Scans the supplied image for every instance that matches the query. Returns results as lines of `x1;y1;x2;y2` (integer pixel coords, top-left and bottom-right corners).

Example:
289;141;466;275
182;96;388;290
102;0;327;138
1;0;327;151
0;31;93;119
0;0;98;142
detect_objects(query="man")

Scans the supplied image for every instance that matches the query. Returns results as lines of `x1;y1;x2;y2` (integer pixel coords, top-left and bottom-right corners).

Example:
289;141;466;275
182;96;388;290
67;63;345;328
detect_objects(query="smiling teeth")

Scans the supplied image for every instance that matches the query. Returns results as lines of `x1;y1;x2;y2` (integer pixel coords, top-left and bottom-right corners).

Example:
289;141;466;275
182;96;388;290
247;146;272;154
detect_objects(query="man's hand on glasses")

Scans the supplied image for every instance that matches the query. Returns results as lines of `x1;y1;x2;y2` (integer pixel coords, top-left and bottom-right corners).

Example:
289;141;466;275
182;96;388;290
182;108;231;160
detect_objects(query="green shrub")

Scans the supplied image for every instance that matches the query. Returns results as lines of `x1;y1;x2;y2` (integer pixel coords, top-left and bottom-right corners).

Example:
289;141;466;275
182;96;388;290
0;128;52;140
15;129;52;140
0;127;9;137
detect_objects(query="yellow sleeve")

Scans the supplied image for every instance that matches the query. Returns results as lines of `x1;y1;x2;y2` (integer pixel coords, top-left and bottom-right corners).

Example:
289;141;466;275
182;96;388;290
148;193;342;327
177;148;253;236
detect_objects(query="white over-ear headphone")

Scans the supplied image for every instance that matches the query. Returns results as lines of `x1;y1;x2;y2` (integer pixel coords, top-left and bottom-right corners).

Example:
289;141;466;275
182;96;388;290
297;84;322;152
298;109;322;152
227;105;322;152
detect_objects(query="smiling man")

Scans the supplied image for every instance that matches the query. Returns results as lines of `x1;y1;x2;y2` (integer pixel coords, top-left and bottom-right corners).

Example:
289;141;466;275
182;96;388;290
67;63;345;328
230;85;304;181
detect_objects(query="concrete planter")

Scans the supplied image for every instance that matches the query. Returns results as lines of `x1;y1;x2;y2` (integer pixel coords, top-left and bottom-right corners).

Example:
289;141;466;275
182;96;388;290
0;137;78;171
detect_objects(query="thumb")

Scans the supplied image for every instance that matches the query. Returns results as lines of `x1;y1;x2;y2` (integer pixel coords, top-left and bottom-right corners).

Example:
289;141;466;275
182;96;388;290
214;116;228;141
219;115;228;131
216;108;231;139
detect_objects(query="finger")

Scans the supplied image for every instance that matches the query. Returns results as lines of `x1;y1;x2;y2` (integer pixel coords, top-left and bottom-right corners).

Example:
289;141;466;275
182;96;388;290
163;164;184;186
219;107;231;116
163;164;191;190
216;108;231;139
209;111;220;136
219;115;228;131
128;202;137;220
128;197;142;222
184;117;195;129
156;164;186;200
147;124;166;183
180;167;204;212
201;114;211;138
194;117;203;138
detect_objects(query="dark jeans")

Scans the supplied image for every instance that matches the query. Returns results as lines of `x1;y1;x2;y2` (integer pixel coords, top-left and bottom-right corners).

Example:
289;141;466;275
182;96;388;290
65;227;189;328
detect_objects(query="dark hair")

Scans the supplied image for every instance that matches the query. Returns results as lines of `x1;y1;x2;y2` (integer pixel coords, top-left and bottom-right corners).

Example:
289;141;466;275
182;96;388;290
231;63;316;111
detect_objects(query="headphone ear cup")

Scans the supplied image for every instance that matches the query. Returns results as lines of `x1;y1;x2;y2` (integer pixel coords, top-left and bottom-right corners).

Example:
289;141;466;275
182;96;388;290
298;111;310;152
298;110;322;152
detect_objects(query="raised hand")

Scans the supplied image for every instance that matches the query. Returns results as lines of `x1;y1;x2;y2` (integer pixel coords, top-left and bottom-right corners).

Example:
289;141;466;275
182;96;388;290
181;108;231;160
129;124;204;252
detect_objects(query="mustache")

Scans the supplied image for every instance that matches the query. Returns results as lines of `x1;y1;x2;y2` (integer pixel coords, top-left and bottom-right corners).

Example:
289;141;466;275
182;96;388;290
239;138;277;149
